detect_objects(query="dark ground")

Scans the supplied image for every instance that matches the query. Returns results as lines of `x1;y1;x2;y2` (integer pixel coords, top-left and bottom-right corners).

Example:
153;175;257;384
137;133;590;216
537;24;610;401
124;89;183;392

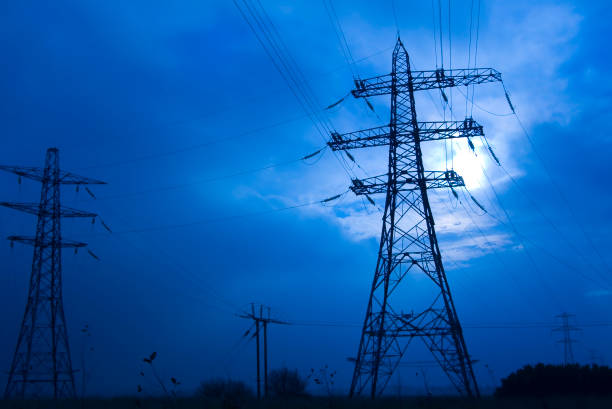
2;396;612;409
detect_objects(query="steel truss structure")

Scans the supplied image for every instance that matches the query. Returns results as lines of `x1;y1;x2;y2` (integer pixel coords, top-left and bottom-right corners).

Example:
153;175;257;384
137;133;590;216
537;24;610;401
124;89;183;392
1;148;105;399
329;38;502;398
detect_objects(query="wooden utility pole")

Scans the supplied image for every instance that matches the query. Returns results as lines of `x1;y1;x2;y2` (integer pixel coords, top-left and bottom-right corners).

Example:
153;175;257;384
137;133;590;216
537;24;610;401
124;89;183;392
238;304;289;399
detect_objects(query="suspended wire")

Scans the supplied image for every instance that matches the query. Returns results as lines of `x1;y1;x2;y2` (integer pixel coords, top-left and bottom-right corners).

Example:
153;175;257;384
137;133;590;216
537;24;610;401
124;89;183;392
323;0;358;80
437;0;444;68
479;163;595;308
95;147;327;202
477;135;612;285
234;0;360;185
450;99;612;290
90;190;350;235
430;0;439;69
502;82;612;279
465;0;475;116
329;0;358;70
253;0;338;137
448;0;454;169
446;191;549;316
79;113;311;171
470;0;481;117
75;43;392;172
271;318;612;329
108;223;238;315
433;89;565;304
473;191;612;291
429;67;606;292
456;86;513;116
240;0;329;136
391;0;400;35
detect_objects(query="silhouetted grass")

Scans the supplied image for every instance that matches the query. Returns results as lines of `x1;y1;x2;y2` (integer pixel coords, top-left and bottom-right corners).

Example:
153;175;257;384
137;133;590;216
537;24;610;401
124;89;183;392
2;396;612;409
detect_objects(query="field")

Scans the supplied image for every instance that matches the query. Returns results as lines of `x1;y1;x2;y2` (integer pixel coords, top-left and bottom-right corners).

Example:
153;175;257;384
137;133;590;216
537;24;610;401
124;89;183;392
3;396;612;409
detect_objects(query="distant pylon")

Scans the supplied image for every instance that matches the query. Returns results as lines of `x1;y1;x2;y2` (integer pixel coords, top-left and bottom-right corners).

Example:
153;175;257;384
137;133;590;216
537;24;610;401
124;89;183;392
330;37;504;398
553;312;580;365
1;148;105;399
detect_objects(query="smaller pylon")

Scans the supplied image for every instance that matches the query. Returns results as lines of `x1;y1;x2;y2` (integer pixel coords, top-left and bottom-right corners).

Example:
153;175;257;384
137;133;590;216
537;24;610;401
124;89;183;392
237;304;289;399
553;313;580;365
1;148;105;399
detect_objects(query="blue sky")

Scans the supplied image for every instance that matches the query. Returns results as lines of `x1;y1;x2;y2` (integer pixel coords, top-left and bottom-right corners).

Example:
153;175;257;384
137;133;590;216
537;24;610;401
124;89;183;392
0;0;611;397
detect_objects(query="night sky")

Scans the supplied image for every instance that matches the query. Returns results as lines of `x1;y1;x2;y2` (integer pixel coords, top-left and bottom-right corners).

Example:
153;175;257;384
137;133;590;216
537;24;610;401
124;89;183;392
0;0;611;397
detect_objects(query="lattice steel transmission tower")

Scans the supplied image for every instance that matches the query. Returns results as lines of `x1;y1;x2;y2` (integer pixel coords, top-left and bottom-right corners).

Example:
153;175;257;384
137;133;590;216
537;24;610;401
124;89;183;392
329;38;502;398
553;313;579;366
1;148;105;399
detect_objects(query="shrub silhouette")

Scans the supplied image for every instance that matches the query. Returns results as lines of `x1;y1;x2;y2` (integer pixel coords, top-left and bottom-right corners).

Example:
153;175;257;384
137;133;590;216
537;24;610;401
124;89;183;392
196;378;253;409
496;363;612;397
269;367;307;397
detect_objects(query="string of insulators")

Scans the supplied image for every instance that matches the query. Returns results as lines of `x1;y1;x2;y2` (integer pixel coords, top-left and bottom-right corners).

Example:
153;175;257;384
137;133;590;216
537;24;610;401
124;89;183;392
325;96;345;110
366;195;375;206
87;249;100;261
488;145;501;166
85;187;96;199
504;88;515;113
101;219;112;233
321;194;342;203
467;138;475;152
345;151;355;162
302;148;323;160
470;194;487;213
440;89;448;103
364;98;375;113
450;186;459;200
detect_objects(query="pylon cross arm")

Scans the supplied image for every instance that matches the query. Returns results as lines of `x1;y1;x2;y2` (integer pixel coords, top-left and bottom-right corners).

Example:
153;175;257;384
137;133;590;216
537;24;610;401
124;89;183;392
0;165;106;185
351;171;465;195
0;202;97;218
7;235;87;248
329;120;483;151
351;67;502;97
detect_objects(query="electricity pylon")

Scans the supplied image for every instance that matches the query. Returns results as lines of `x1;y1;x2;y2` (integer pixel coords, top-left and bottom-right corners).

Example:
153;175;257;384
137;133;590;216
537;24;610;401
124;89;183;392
329;38;502;398
553;313;579;365
1;148;105;399
237;304;289;399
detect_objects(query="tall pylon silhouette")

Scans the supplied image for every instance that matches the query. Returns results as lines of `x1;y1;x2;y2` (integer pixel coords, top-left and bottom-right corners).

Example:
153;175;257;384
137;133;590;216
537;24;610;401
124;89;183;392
1;148;105;399
329;38;503;397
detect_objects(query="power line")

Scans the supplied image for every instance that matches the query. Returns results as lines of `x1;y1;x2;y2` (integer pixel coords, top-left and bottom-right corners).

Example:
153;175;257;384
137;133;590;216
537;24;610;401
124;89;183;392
432;70;610;293
94;147;327;202
469;0;481;117
89;191;349;235
485;146;612;286
503;83;612;278
391;0;400;34
277;319;612;330
79;113;311;170
324;0;358;79
233;0;360;185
